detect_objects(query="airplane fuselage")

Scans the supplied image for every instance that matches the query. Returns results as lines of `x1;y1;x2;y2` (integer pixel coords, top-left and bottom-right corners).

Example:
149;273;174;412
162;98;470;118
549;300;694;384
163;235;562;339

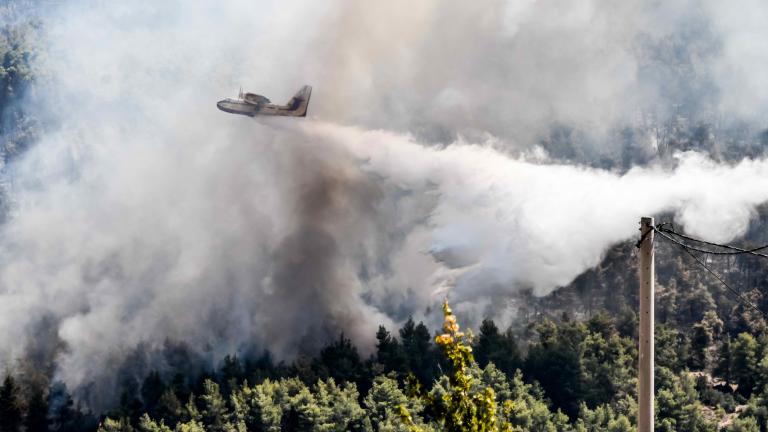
216;99;298;117
217;85;312;117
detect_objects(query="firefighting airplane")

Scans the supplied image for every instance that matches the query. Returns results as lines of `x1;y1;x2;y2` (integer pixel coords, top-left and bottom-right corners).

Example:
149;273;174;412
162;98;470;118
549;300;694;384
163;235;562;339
216;85;312;117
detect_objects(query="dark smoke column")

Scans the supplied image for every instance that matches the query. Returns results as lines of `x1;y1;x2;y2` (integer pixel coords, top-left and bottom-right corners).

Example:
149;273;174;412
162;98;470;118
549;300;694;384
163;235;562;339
260;148;384;356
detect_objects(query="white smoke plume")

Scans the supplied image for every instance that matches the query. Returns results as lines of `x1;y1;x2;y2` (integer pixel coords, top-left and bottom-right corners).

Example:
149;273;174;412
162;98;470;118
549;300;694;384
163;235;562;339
2;0;768;407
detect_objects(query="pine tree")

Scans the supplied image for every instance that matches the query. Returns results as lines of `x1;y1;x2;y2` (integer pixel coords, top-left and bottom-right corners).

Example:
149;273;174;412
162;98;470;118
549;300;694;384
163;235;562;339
141;371;165;420
118;377;143;424
47;382;74;432
714;334;733;382
689;323;712;370
0;374;23;432
199;380;229;432
314;333;365;390
25;389;48;432
724;416;760;432
182;394;200;424
219;355;243;398
524;320;586;419
154;390;182;427
732;333;760;396
400;319;436;385
244;350;276;384
375;326;404;373
136;414;172;432
364;376;424;430
97;417;134;432
474;319;521;376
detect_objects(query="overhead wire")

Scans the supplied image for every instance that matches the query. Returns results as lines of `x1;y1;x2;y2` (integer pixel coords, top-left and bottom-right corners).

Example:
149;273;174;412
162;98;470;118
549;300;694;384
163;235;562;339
651;226;767;318
656;225;768;258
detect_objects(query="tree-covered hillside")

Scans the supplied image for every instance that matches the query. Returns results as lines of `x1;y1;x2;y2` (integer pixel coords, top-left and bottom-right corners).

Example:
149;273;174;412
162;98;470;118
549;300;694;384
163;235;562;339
0;11;41;164
3;295;768;431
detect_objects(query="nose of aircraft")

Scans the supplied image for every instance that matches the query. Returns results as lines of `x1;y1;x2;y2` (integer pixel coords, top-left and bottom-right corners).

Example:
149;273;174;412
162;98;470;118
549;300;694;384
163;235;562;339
216;99;233;113
216;98;251;116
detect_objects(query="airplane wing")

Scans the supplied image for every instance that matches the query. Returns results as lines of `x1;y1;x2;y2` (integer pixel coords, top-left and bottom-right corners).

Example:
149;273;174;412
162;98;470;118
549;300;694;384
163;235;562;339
243;93;271;105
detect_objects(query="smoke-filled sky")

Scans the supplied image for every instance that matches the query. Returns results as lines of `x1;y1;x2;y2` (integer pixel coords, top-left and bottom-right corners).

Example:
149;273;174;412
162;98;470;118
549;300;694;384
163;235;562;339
2;0;768;408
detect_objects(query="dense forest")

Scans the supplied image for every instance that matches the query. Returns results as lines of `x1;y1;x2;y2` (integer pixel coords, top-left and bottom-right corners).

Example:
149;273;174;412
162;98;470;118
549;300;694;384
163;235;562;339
4;7;768;432
3;290;768;431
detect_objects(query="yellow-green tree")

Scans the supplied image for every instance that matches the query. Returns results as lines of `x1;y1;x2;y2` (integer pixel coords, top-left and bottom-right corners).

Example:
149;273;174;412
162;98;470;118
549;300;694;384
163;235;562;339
401;301;504;432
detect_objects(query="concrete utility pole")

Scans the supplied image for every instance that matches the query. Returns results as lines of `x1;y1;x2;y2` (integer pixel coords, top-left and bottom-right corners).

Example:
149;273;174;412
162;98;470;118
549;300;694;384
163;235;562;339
638;217;655;432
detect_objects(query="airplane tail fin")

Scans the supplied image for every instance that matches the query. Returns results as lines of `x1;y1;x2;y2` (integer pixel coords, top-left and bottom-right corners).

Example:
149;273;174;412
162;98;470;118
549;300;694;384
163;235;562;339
285;85;312;117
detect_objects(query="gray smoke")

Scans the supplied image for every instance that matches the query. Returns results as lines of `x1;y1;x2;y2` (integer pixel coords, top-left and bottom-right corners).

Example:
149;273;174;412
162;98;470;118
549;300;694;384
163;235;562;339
2;0;768;409
259;143;397;356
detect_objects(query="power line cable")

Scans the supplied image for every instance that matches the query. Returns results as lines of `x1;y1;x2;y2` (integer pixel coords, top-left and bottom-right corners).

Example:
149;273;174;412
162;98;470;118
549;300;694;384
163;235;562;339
655;223;768;294
653;227;767;318
656;226;768;258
